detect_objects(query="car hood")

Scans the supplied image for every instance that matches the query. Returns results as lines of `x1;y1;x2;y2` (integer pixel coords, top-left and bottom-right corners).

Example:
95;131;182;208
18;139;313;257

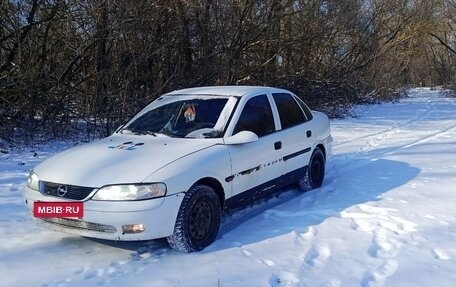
34;134;221;187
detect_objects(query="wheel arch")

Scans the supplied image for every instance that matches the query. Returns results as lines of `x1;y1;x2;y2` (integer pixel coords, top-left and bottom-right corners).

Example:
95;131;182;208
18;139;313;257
194;177;226;208
315;143;326;160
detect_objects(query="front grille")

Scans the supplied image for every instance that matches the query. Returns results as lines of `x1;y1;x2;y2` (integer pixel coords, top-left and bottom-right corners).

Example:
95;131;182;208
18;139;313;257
41;218;117;233
41;181;95;200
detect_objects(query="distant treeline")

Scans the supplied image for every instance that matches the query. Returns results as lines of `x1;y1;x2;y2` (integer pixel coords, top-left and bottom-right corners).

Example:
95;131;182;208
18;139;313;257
1;0;456;145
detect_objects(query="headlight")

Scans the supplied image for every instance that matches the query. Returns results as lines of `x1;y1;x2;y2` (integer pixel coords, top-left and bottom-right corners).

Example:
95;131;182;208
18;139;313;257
27;171;40;191
91;183;167;201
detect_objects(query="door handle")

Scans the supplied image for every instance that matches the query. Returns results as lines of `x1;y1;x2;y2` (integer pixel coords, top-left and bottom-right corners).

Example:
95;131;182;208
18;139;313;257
274;141;282;150
306;130;312;138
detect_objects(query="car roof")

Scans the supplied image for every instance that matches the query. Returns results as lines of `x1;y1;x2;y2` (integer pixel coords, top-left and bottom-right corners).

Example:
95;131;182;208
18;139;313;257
164;86;291;97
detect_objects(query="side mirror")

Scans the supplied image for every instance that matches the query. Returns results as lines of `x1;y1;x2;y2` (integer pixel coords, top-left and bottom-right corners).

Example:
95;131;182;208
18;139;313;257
224;131;258;145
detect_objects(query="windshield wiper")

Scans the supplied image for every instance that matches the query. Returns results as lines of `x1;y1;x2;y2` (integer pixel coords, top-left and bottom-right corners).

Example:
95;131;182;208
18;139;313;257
122;129;157;136
202;130;222;138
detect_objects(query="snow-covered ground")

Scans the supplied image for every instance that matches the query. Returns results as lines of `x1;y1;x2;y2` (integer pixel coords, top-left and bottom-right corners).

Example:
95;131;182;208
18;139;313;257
1;88;455;287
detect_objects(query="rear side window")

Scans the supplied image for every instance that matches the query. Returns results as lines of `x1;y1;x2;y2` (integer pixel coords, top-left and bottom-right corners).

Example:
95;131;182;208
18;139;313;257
272;93;307;129
233;94;275;137
294;96;313;120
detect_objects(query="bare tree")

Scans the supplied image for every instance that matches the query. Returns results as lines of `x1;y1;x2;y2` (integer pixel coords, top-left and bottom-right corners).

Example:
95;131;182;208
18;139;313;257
1;0;456;147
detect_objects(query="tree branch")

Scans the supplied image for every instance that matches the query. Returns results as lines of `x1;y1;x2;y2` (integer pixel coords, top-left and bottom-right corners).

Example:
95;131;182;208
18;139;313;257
428;32;456;55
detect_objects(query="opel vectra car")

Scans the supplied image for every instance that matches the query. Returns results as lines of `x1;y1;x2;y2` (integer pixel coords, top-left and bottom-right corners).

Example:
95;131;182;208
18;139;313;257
23;86;332;252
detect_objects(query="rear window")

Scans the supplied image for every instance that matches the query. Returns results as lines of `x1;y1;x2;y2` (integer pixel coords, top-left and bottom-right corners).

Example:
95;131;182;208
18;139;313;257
294;95;313;120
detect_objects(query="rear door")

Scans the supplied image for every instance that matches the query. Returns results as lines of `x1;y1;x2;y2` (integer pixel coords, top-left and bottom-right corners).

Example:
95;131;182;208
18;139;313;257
270;92;313;182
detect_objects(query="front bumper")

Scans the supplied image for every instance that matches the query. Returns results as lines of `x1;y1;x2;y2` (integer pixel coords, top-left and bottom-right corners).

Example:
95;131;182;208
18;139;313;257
22;186;184;240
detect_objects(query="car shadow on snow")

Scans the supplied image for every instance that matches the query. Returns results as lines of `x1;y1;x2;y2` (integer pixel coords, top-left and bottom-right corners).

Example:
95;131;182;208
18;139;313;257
203;156;420;253
83;236;170;252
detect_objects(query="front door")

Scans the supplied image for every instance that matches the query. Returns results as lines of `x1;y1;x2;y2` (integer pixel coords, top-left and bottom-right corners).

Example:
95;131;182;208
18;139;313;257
225;94;285;207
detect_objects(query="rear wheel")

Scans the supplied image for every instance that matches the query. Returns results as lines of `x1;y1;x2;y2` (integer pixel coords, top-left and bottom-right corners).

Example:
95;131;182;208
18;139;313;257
298;147;325;191
167;185;221;253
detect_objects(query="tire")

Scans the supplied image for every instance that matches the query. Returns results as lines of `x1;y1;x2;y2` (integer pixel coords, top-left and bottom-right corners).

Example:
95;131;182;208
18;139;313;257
298;147;325;191
167;185;221;253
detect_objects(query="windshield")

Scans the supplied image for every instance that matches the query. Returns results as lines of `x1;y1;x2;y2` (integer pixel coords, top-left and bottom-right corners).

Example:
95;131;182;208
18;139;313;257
122;96;236;138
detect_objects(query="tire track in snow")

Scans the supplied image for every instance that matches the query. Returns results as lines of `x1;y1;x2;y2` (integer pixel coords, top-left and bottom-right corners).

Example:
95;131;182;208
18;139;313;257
333;100;435;148
327;96;456;195
333;93;456;148
332;121;456;177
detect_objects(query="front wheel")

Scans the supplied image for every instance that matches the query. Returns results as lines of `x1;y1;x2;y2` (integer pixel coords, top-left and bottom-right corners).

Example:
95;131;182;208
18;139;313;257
167;185;221;253
298;147;325;191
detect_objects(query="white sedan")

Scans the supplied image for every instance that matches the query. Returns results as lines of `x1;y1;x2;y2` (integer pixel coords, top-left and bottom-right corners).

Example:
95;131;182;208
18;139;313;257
22;86;333;252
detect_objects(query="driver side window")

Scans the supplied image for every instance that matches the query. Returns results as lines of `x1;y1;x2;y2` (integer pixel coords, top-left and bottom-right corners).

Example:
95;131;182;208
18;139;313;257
233;94;275;137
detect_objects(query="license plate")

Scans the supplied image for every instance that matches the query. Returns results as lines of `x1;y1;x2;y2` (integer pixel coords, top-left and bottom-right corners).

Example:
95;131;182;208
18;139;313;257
33;202;83;218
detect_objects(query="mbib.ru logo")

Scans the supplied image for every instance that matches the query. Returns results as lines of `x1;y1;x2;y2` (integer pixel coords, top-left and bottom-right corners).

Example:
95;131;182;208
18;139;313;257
34;202;83;218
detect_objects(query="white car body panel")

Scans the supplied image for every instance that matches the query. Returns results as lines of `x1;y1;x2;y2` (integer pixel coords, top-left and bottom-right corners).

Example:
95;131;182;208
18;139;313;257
33;134;221;189
22;86;332;242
